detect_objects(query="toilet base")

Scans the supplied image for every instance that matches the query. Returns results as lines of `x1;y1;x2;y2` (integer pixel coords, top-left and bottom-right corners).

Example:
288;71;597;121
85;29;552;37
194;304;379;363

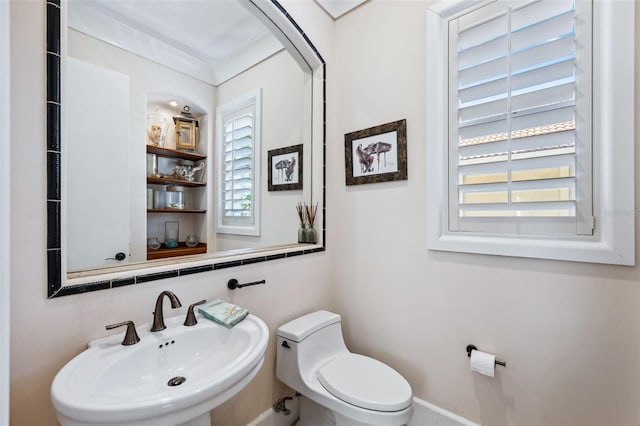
297;396;334;426
298;396;404;426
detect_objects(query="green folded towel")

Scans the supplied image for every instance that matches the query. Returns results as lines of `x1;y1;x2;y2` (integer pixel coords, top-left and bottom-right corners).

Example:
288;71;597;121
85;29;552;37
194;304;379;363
198;299;249;328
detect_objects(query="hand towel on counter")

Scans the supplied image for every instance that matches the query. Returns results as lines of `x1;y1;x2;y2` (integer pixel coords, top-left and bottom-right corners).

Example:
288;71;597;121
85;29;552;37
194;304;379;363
198;299;249;328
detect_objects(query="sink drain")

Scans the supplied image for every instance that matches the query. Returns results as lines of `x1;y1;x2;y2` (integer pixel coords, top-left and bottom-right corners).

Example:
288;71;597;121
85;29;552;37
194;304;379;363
167;376;186;387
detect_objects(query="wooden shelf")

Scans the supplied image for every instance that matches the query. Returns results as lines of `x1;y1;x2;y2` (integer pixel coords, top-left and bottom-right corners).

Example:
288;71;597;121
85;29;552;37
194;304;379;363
146;145;206;161
147;242;207;260
147;176;206;187
147;208;206;214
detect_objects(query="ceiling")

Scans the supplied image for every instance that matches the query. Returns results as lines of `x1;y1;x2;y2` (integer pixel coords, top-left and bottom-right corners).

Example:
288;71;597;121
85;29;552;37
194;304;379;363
315;0;368;19
68;0;284;86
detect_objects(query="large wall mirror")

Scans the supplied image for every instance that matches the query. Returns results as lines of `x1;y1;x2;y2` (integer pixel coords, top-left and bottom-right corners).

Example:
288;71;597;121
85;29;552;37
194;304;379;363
46;0;325;297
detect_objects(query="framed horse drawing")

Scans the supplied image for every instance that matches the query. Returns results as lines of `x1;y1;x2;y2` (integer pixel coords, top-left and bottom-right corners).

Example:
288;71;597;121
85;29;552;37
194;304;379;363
344;119;407;186
268;144;303;191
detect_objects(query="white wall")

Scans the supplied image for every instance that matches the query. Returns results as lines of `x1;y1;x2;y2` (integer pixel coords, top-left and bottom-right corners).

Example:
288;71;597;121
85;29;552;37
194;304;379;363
328;1;640;425
0;0;10;424
8;1;334;425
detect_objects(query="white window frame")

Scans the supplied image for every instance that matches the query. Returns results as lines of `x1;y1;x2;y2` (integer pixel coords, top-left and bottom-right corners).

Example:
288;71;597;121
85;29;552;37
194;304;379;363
216;89;262;237
426;0;635;265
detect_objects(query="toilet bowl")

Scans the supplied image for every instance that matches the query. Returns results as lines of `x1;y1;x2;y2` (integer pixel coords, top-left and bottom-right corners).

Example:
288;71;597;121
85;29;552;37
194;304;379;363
276;311;413;426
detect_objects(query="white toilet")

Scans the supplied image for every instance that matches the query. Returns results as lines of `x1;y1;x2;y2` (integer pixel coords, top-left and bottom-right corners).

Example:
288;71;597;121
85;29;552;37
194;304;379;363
276;310;413;426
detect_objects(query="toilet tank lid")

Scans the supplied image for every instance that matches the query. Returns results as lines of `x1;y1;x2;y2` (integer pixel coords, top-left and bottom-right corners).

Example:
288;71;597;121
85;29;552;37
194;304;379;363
277;310;341;342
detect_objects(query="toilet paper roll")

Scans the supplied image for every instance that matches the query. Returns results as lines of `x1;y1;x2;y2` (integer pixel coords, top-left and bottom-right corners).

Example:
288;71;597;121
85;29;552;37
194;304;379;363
470;349;495;377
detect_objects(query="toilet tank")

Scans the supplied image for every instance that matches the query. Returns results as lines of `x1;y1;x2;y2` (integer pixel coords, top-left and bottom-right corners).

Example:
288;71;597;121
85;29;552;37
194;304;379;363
277;311;349;390
278;310;341;342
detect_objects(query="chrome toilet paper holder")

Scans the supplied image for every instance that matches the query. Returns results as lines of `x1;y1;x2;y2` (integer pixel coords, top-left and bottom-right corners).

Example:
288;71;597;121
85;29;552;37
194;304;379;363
466;344;507;367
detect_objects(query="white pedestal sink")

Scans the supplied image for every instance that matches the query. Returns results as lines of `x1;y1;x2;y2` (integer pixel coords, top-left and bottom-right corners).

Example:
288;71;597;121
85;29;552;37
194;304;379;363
51;313;269;426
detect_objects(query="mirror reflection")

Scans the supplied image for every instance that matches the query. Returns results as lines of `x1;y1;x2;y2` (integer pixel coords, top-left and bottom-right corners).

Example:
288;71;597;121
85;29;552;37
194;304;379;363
65;0;314;274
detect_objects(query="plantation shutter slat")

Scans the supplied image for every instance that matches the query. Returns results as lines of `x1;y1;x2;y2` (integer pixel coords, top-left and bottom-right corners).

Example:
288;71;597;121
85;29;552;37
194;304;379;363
513;34;573;66
459;200;576;217
449;0;591;230
511;9;575;51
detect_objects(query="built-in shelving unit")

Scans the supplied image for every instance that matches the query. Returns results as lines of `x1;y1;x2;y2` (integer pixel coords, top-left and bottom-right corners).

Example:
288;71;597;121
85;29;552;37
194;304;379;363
146;138;207;260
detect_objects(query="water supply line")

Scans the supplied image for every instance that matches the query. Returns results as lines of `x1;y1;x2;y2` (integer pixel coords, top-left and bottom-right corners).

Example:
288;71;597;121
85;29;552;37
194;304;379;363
272;391;302;416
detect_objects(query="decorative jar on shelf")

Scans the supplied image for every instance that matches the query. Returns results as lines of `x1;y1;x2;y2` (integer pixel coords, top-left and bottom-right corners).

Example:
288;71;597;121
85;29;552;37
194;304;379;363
298;225;307;243
185;235;199;248
173;160;205;182
147;237;161;250
146;153;158;177
304;225;317;244
146;106;168;147
153;189;165;209
165;185;186;209
164;221;179;249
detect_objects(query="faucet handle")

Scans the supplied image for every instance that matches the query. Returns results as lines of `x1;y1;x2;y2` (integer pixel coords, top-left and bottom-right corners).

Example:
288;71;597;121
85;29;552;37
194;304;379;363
184;299;206;326
106;320;140;346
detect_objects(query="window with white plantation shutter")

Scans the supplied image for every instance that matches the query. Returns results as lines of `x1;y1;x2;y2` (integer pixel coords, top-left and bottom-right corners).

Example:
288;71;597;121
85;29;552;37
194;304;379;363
448;0;591;235
426;0;635;265
216;90;262;236
223;106;254;220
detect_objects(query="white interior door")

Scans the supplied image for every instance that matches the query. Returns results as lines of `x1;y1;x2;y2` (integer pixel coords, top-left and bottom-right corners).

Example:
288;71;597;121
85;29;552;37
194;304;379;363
67;57;130;271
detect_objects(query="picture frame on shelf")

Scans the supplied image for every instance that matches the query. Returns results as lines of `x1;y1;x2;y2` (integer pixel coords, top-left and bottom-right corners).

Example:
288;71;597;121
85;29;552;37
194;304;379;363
173;106;199;151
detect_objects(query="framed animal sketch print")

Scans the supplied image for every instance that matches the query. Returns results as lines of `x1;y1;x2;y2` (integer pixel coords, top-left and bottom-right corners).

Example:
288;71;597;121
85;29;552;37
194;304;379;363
344;119;407;185
268;144;303;191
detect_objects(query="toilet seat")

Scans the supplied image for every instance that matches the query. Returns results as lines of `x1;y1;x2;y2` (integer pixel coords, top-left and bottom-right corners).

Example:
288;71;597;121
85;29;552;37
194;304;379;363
317;353;412;412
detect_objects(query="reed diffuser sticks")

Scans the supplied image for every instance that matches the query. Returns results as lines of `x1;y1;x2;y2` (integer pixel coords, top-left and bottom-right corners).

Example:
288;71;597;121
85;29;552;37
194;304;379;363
296;202;306;225
296;202;318;243
305;202;318;227
296;202;318;226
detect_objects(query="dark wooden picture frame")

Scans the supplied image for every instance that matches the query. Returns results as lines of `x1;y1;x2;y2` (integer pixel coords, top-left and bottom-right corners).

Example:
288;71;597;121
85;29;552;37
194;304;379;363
268;144;303;191
345;119;407;185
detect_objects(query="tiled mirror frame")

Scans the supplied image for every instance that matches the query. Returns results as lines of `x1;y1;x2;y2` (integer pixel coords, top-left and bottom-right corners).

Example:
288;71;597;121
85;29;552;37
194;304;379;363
46;0;326;298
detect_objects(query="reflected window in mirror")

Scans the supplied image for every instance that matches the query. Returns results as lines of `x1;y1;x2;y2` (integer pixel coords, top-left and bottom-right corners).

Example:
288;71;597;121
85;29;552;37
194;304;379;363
216;89;262;237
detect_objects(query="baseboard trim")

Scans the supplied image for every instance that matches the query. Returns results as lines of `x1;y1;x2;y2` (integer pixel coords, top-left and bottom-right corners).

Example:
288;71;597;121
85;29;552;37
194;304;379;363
246;396;478;426
246;409;272;426
411;397;479;426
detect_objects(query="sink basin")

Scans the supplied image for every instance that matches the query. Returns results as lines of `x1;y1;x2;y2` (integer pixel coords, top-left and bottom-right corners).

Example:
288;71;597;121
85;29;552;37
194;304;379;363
51;313;269;426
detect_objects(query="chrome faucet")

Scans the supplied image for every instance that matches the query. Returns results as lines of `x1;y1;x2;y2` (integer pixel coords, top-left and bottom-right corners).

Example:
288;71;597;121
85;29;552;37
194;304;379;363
151;290;182;332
